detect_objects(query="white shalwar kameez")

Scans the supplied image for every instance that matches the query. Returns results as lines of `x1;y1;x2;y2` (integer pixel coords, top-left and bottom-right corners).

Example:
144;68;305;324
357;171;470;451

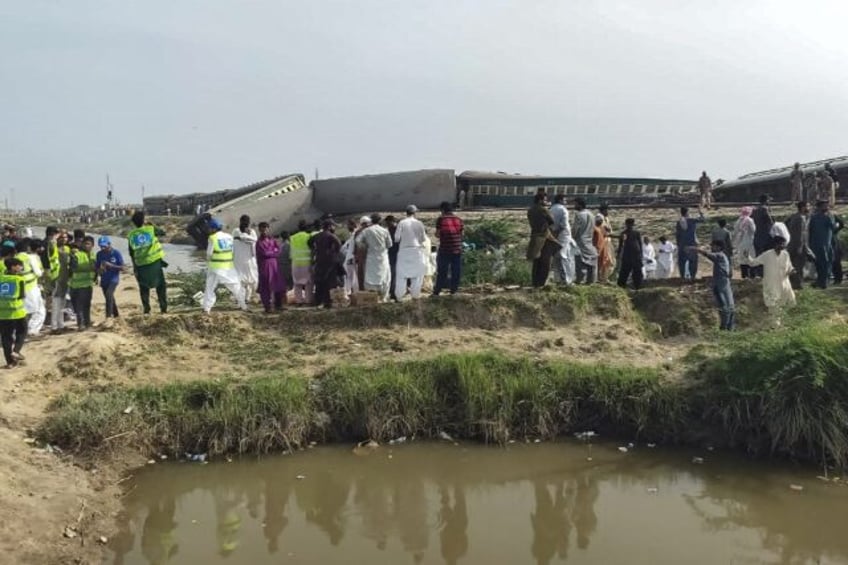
394;216;428;299
550;203;575;284
748;248;795;321
642;242;657;279
26;253;46;335
203;233;247;313
358;224;393;301
656;241;675;279
232;227;258;302
341;231;360;297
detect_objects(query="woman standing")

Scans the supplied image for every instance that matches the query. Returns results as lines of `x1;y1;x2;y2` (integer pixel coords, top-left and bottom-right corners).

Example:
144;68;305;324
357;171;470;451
255;222;285;313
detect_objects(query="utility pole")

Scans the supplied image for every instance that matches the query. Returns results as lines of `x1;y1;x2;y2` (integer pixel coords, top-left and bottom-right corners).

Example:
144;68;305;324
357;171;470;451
106;174;114;210
314;167;319;181
141;185;145;211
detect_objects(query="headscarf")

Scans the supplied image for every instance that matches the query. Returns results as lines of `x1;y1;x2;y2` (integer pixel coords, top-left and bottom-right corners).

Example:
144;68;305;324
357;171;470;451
770;222;790;245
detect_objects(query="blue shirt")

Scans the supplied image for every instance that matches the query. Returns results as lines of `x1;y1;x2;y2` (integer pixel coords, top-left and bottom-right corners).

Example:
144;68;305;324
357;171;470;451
95;248;124;286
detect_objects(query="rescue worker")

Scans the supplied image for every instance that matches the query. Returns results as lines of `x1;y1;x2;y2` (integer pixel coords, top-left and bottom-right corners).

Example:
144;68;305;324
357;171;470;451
0;257;27;368
68;235;97;330
290;221;313;305
50;232;71;332
203;218;247;313
127;211;168;314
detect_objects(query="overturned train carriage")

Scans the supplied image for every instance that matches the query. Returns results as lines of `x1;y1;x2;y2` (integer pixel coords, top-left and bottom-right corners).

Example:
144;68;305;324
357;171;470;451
713;156;848;203
186;174;313;248
184;169;456;248
457;171;698;207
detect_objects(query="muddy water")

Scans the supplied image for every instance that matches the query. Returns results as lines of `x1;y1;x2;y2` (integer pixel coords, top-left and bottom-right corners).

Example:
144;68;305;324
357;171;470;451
108;443;848;565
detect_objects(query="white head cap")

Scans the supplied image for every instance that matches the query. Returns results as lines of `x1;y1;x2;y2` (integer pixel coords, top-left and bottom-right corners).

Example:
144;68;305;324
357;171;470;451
359;216;372;226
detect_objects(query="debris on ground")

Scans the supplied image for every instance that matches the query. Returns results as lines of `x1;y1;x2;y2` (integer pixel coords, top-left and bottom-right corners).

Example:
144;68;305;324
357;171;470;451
692;457;705;464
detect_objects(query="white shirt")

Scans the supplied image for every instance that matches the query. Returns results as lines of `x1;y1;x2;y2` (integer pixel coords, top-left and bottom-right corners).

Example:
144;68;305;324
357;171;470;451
394;216;426;249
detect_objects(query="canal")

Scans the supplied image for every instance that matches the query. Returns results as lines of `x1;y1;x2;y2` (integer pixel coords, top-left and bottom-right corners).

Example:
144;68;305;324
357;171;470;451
108;442;847;564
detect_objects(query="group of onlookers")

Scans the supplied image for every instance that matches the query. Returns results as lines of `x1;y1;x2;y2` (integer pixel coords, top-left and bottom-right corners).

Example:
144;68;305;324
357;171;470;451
199;201;466;313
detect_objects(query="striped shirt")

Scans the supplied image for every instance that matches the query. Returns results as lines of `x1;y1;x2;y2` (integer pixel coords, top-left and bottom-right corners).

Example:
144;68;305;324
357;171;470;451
435;214;464;254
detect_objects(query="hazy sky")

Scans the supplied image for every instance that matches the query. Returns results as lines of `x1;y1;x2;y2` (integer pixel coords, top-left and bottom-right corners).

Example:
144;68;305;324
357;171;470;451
2;0;847;209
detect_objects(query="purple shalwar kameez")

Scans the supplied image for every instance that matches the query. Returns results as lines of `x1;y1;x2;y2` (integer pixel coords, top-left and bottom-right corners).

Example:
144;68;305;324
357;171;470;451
256;236;286;311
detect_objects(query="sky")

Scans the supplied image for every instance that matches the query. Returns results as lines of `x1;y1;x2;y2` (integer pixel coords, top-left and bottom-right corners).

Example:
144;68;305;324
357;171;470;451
2;0;847;209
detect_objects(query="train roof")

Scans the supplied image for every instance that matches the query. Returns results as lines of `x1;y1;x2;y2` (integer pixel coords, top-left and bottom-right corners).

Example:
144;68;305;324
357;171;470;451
718;156;848;190
457;171;696;184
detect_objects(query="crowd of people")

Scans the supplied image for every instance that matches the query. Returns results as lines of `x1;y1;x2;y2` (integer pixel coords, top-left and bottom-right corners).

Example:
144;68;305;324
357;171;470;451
198;201;466;313
0;188;843;368
526;191;844;330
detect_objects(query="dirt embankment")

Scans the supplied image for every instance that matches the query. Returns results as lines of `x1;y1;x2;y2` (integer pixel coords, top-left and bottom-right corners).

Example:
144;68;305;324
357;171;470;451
0;279;838;565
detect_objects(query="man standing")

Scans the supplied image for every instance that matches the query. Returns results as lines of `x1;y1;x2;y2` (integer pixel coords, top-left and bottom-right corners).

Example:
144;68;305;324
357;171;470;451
710;219;734;278
616;218;644;290
698;171;713;209
340;219;361;298
311;220;342;309
550;194;575;285
786;201;813;289
817;172;834;208
825;163;840;202
232;215;258;303
808;200;837;289
0;257;28;368
394;205;428;300
526;194;558;288
357;213;393;302
290;221;313;305
95;236;124;319
571;198;598;284
50;232;70;332
203;218;247;313
68;236;97;330
790;163;804;202
675;207;705;281
25;239;46;336
127;211;168;314
751;195;774;278
656;236;676;279
433;201;464;296
384;215;400;300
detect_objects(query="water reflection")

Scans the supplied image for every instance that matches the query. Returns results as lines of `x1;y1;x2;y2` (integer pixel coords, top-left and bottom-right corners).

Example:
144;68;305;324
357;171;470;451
110;443;848;565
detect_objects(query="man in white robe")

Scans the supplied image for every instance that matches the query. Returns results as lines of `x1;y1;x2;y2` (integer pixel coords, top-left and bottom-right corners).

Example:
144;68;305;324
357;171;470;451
341;218;366;298
204;219;247;313
26;241;46;336
656;236;675;279
357;215;393;302
232;215;258;303
394;205;428;300
550;194;575;284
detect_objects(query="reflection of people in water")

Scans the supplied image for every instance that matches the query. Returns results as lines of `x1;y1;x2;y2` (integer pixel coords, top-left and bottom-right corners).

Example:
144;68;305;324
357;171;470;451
140;496;179;565
573;473;599;550
530;480;573;565
295;469;350;546
263;470;293;553
394;477;430;563
439;484;468;565
214;487;243;557
110;513;138;565
354;473;392;550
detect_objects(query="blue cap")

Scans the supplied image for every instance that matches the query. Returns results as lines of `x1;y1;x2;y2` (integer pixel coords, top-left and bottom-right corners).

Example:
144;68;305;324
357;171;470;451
2;240;16;249
98;236;111;247
208;218;222;230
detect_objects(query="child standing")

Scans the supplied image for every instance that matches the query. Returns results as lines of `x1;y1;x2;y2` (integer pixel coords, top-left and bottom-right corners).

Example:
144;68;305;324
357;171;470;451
692;240;735;330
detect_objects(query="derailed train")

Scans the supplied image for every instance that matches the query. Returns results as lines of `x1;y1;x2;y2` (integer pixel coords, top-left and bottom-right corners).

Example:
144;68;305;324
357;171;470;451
173;169;698;248
713;156;847;203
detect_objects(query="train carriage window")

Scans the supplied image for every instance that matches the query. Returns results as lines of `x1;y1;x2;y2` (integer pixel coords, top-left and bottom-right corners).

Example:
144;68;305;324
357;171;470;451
657;185;668;194
634;184;644;194
598;185;608;194
620;184;631;194
587;185;597;194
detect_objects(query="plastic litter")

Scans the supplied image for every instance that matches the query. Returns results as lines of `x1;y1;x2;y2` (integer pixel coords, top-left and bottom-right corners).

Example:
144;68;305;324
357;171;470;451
618;447;628;453
388;436;407;445
692;457;705;464
647;487;659;494
647;443;656;448
789;484;804;491
185;453;207;463
63;527;77;539
122;406;134;415
296;474;306;480
574;431;597;440
438;431;454;442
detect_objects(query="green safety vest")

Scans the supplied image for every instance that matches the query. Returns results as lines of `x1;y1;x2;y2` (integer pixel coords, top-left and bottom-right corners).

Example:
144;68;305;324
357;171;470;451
69;249;96;289
48;241;60;281
290;231;312;267
127;225;165;266
15;252;37;293
208;232;234;270
0;274;26;320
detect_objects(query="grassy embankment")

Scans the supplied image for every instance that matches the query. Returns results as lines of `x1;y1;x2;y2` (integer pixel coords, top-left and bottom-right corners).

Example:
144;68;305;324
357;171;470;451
37;282;848;470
